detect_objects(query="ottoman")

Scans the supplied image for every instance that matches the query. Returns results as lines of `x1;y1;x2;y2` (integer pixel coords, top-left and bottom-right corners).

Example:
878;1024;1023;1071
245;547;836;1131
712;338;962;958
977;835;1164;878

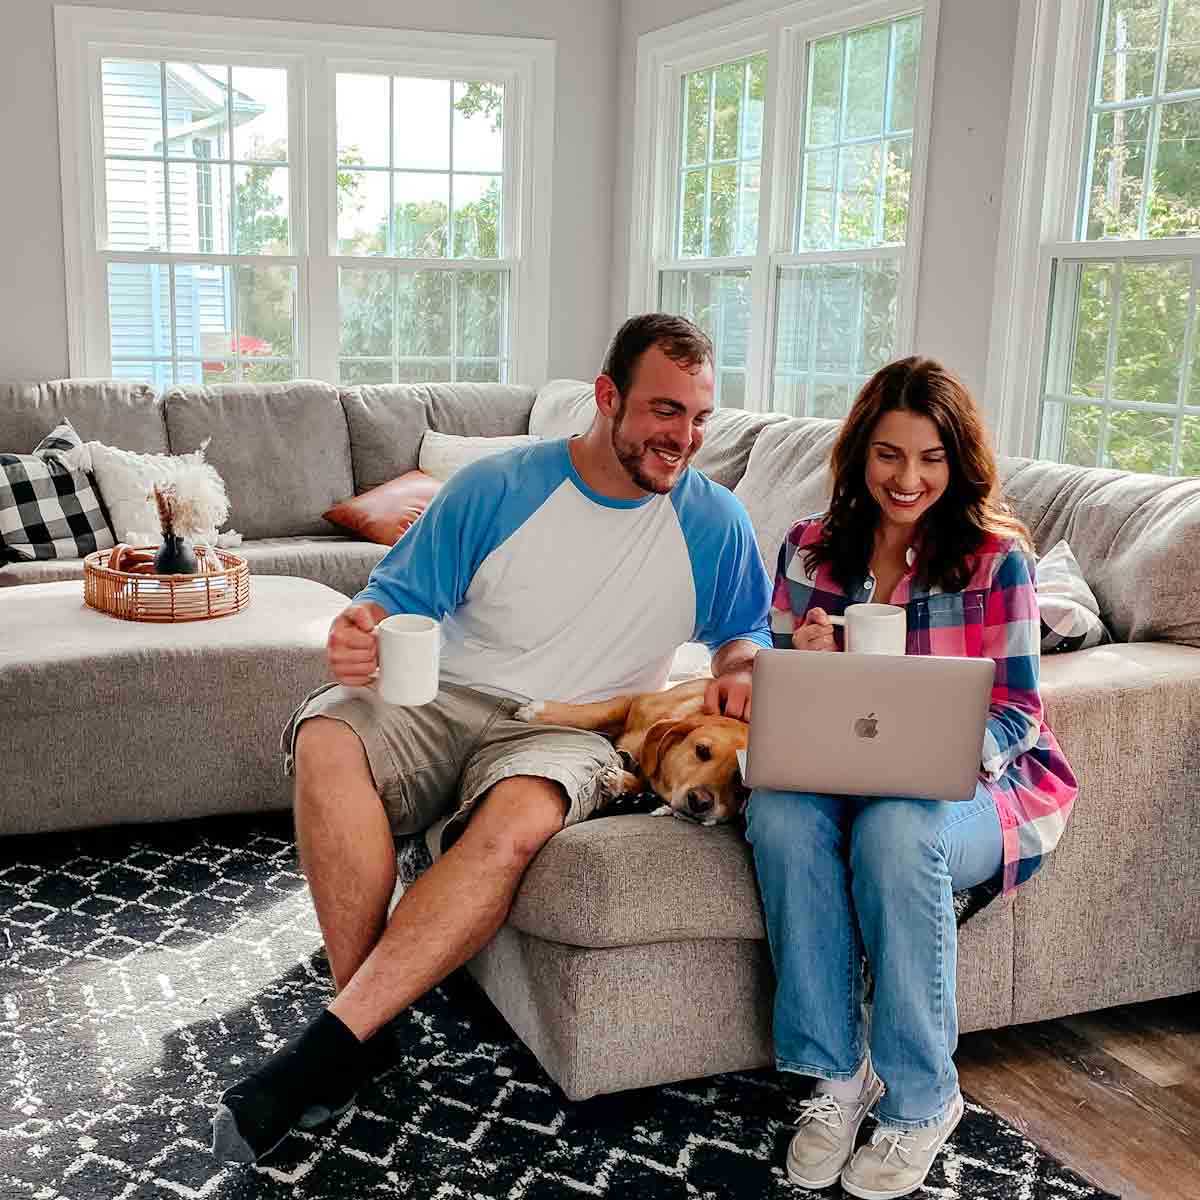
0;577;347;836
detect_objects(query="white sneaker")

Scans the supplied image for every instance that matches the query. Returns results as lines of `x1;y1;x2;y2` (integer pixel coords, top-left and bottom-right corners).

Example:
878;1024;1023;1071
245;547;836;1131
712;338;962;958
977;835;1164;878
841;1090;965;1200
785;1062;886;1190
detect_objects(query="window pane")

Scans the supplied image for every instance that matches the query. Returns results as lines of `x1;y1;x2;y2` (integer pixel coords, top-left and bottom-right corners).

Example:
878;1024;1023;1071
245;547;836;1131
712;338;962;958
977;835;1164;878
1063;404;1103;466
771;261;899;413
736;162;761;256
1104;408;1175;473
709;163;737;256
1165;0;1200;94
457;360;504;383
337;73;390;167
684;70;711;166
174;265;233;361
457;271;506;359
1181;413;1200;474
396;272;452;357
165;64;231;158
837;144;880;248
394;172;449;257
888;15;922;133
452;175;501;258
235;265;296;359
101;59;166;157
453;80;504;173
680;169;706;256
844;25;889;140
1085;106;1151;238
231;66;288;162
1099;0;1161;103
1112;260;1190;405
337;170;388;255
168;161;230;253
713;61;743;160
233;165;289;254
801;149;836;250
807;37;843;147
108;263;172;362
659;269;750;407
745;57;766;159
1069;262;1113;398
1153;99;1200;236
339;268;393;358
340;360;394;385
395;77;451;170
882;138;912;244
105;157;166;251
397;360;452;383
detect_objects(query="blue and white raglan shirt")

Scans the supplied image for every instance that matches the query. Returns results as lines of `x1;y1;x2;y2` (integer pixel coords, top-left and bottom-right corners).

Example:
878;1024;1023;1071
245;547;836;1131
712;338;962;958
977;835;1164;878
355;439;772;704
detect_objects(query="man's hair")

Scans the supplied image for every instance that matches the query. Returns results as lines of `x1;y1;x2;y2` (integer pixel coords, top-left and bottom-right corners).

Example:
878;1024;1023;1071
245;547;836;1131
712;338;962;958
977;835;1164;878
600;313;714;398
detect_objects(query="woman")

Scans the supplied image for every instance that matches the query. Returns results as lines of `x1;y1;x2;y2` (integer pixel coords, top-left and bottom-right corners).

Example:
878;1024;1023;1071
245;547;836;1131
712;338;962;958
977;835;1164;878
747;357;1077;1200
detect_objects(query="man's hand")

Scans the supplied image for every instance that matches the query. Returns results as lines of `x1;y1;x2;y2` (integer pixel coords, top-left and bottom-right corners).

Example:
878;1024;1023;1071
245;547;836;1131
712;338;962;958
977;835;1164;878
703;669;754;721
328;601;389;686
792;607;837;652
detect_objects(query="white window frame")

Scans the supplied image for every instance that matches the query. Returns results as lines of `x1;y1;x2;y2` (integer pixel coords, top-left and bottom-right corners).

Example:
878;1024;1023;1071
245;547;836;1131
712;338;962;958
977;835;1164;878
628;0;940;412
984;0;1200;461
54;6;555;386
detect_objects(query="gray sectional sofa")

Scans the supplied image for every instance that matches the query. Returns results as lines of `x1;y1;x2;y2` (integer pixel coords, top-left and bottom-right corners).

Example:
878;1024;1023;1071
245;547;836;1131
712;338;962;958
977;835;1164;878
2;376;1198;1101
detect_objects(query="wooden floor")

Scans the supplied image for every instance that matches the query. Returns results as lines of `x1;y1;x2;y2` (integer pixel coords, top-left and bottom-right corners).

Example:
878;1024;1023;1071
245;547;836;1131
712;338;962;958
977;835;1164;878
956;993;1200;1200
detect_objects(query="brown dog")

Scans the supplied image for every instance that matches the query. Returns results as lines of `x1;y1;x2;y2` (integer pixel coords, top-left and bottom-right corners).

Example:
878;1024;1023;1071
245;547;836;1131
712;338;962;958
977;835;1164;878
516;679;748;825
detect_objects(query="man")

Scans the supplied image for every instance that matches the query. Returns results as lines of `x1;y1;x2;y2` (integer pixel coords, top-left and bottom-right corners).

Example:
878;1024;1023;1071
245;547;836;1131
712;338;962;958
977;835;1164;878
210;313;772;1163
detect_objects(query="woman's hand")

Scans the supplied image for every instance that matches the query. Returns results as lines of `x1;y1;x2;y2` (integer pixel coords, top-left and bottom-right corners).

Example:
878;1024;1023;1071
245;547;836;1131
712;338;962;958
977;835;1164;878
792;607;838;652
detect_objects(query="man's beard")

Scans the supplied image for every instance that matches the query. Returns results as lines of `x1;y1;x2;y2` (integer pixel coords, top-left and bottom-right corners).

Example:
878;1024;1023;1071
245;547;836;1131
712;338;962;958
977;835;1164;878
611;406;691;494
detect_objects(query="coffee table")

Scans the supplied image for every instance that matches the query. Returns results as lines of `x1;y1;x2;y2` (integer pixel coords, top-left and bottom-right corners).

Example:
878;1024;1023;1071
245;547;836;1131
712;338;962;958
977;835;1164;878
0;576;348;836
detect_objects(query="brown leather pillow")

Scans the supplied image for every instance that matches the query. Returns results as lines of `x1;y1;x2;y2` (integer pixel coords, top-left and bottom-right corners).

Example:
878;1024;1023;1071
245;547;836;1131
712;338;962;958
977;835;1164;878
323;470;443;546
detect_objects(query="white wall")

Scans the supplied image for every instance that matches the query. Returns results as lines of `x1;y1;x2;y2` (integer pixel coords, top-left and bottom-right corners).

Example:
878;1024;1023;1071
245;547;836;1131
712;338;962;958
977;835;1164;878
0;0;617;383
614;0;1021;400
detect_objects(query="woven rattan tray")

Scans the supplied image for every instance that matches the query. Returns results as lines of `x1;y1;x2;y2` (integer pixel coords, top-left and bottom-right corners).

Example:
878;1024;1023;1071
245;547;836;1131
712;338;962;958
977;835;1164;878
83;546;250;622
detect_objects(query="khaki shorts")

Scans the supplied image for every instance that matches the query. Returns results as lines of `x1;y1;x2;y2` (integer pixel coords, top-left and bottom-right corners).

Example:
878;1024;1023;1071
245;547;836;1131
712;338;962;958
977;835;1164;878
281;681;621;855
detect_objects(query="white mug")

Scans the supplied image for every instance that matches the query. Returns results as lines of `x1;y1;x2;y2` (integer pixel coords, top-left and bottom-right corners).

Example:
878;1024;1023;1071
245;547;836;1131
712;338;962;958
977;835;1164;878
372;614;440;705
831;602;907;655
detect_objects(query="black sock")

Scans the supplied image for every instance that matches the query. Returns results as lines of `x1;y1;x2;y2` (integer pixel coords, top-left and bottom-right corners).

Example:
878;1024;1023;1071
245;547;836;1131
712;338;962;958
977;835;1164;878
211;1010;369;1163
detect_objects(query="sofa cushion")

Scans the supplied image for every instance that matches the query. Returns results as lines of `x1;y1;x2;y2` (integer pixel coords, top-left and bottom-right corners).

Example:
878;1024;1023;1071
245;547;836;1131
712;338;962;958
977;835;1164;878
507;815;766;948
0;379;168;455
163;381;352;540
339;382;537;493
529;379;594;439
1036;539;1112;653
999;457;1200;646
692;408;791;490
418;431;541;481
732;416;837;569
236;536;388;598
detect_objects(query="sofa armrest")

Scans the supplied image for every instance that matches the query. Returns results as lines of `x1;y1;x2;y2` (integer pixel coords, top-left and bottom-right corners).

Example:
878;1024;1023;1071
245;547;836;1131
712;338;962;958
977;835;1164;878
1012;642;1200;1022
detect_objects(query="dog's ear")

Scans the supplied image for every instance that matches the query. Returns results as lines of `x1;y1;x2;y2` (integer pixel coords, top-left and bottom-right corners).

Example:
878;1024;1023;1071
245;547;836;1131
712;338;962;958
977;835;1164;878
640;718;694;779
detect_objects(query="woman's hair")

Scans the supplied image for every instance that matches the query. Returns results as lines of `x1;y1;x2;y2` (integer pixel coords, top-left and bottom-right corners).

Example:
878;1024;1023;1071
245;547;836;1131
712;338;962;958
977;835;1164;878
805;356;1031;594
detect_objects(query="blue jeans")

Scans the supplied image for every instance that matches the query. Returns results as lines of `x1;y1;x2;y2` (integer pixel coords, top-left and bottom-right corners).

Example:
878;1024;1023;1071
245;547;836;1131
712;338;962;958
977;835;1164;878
745;784;1003;1130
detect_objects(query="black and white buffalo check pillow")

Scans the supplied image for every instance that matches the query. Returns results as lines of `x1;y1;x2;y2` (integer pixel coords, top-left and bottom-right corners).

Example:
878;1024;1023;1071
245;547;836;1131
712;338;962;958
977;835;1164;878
0;421;116;563
1037;539;1112;653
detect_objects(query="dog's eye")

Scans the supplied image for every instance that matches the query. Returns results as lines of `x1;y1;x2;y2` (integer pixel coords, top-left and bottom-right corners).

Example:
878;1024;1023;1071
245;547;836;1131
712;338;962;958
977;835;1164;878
695;744;712;761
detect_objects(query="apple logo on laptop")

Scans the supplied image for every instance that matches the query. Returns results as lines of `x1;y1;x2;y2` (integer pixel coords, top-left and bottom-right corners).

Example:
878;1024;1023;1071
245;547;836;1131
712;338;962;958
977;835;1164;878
854;713;879;739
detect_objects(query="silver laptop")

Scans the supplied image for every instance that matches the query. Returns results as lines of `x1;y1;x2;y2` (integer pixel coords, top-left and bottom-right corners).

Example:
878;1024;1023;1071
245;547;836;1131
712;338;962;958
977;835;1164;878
742;650;995;802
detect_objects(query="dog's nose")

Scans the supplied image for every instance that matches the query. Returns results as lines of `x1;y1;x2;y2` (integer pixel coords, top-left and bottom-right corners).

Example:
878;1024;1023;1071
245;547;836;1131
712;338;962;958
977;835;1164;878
687;789;714;815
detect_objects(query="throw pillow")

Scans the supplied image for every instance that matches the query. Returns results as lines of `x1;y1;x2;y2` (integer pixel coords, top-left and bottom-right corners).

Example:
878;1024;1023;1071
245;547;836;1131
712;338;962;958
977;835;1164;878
0;420;116;562
418;431;541;482
87;440;238;546
323;470;443;546
1037;539;1112;653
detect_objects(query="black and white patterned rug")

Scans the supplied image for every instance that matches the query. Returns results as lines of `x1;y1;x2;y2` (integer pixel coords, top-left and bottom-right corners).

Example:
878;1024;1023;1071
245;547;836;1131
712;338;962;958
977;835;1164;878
1;814;1117;1200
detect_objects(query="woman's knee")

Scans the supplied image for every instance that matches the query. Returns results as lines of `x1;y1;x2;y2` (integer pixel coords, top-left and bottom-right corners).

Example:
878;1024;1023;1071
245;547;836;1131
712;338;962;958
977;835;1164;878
850;800;940;890
745;788;842;850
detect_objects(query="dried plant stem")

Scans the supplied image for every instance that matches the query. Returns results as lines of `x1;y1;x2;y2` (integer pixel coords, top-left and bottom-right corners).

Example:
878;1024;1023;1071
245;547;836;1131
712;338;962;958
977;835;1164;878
153;484;176;539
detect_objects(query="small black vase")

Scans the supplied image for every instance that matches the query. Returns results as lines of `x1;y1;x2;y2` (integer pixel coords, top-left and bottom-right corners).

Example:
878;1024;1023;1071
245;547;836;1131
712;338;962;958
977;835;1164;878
154;535;198;575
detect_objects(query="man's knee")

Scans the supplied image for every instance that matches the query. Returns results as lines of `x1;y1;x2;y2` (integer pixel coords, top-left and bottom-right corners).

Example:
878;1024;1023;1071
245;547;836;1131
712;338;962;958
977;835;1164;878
294;716;371;795
465;776;567;865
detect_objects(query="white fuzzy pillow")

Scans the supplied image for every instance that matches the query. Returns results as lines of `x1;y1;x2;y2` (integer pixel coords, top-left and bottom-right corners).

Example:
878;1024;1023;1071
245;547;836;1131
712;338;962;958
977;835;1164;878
417;431;541;482
86;440;241;547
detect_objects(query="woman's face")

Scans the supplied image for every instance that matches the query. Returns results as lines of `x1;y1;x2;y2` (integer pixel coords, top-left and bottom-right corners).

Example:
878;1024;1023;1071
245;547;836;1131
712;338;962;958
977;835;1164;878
864;408;950;531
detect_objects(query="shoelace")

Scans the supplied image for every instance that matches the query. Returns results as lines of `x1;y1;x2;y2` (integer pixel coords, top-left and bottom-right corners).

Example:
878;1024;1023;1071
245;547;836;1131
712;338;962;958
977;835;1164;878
869;1127;917;1164
794;1093;847;1129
